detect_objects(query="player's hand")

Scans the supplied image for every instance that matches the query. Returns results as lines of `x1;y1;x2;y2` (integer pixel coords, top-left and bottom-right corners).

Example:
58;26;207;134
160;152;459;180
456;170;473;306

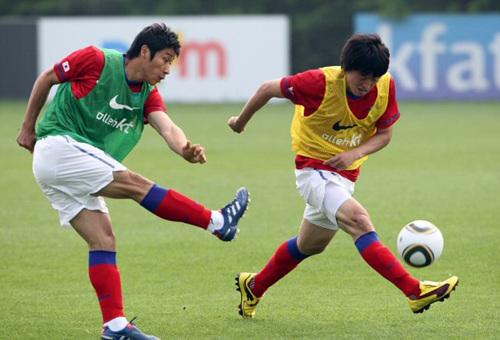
17;128;37;153
323;151;360;171
182;140;206;164
228;116;245;133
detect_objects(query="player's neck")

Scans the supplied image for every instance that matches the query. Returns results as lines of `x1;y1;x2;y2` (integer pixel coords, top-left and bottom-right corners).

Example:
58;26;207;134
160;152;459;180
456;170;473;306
123;57;143;84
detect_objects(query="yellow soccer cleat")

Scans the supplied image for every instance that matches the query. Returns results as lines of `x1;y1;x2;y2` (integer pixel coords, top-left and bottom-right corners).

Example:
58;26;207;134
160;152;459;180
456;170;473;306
407;276;459;313
235;272;261;319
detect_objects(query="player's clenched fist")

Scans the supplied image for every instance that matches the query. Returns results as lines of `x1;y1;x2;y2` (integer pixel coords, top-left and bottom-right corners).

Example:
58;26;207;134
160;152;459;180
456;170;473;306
182;140;206;163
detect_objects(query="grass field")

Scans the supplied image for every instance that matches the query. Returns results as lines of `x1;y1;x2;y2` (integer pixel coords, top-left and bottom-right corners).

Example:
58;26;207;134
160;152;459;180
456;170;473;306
1;100;499;339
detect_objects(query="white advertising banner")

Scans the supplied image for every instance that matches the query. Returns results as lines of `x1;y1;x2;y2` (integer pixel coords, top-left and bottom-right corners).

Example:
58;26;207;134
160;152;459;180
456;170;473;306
38;16;289;102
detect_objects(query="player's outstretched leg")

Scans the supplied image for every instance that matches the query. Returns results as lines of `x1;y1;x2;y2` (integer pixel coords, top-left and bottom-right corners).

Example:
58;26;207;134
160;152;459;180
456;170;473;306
101;317;159;340
213;187;250;241
407;276;459;313
235;272;261;319
140;185;249;241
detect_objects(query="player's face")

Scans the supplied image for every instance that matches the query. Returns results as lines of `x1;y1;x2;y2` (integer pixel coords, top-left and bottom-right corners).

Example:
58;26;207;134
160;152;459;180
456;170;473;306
345;71;380;97
145;47;176;85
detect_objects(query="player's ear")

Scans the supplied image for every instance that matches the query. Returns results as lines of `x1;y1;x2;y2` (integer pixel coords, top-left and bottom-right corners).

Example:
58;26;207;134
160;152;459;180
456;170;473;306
140;45;150;59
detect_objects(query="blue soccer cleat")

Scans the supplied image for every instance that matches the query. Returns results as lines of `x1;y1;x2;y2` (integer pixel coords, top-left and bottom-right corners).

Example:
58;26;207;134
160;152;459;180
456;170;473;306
213;187;250;241
101;317;159;340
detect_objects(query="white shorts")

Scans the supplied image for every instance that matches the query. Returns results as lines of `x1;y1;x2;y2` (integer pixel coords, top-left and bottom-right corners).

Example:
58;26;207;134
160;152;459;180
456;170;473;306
33;135;127;227
295;168;355;230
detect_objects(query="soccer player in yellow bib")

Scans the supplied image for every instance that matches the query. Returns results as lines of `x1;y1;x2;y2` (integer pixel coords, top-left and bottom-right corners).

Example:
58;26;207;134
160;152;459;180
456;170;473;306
229;33;458;318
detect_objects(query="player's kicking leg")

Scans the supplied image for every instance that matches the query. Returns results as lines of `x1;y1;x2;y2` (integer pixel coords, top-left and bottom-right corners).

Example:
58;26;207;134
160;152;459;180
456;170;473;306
140;184;250;242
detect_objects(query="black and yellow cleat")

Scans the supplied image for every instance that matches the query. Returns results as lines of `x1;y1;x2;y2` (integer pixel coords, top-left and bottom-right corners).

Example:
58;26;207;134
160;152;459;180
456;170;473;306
235;272;261;319
407;276;459;313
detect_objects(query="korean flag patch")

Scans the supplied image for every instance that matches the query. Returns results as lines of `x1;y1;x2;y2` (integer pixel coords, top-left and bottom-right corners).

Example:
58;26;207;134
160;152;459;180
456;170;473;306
62;61;70;72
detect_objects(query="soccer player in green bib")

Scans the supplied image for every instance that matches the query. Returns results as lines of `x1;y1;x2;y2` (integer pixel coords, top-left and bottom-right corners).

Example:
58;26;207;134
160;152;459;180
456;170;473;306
229;33;458;319
17;23;249;340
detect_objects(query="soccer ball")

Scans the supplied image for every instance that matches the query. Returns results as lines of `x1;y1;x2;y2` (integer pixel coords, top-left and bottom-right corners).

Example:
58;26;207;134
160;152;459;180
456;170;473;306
397;220;444;268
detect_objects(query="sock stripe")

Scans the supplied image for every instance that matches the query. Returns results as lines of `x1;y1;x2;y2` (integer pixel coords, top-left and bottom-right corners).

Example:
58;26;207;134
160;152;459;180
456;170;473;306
141;184;168;212
355;231;380;254
89;250;117;267
286;236;309;261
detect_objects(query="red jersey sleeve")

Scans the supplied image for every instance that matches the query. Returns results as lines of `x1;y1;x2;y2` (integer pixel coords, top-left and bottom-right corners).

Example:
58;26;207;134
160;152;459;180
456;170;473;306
376;77;400;129
53;45;105;82
144;87;167;115
280;69;326;116
143;87;167;124
53;46;105;99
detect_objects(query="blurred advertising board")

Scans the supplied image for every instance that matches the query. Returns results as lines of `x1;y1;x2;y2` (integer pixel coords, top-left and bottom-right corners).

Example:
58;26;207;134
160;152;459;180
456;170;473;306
356;14;500;100
39;16;289;102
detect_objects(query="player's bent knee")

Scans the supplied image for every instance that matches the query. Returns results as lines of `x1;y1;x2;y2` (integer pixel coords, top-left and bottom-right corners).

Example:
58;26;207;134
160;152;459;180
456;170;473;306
353;212;373;231
126;170;152;184
338;211;374;239
104;170;154;200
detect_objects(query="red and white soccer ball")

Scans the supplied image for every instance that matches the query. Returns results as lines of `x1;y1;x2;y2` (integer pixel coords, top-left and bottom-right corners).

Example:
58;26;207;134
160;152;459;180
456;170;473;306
397;220;444;268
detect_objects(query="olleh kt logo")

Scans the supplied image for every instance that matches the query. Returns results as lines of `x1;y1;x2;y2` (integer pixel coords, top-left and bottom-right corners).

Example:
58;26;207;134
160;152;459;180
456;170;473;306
96;112;135;134
321;133;363;147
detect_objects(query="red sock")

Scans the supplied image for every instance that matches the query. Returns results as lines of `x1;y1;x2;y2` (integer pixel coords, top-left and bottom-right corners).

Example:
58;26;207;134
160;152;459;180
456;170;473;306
253;237;309;297
356;232;420;297
88;251;124;323
140;185;212;229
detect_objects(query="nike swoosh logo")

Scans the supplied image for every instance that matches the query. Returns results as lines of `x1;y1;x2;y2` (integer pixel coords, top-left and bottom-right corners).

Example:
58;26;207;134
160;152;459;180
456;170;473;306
243;276;257;302
109;95;139;111
409;284;450;300
332;121;357;131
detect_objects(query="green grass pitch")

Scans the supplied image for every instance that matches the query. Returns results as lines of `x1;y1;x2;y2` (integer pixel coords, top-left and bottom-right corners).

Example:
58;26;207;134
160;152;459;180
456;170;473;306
1;100;499;339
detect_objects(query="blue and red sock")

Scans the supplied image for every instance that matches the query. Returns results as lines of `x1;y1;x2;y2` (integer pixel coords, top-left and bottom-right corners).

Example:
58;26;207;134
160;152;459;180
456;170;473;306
140;184;212;229
355;231;420;297
88;251;124;323
253;236;309;297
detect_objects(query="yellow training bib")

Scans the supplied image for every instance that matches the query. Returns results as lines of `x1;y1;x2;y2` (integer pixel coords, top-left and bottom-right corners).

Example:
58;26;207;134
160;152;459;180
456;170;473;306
290;66;391;170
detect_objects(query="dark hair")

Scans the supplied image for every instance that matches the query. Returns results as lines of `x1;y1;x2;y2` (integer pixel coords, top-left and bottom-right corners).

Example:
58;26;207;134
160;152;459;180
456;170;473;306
126;23;181;60
340;33;390;77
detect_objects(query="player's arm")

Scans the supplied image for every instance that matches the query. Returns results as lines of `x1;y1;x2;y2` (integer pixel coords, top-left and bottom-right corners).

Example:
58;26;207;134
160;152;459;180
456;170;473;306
325;76;400;171
228;78;284;133
17;67;61;153
147;110;206;164
323;126;393;171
